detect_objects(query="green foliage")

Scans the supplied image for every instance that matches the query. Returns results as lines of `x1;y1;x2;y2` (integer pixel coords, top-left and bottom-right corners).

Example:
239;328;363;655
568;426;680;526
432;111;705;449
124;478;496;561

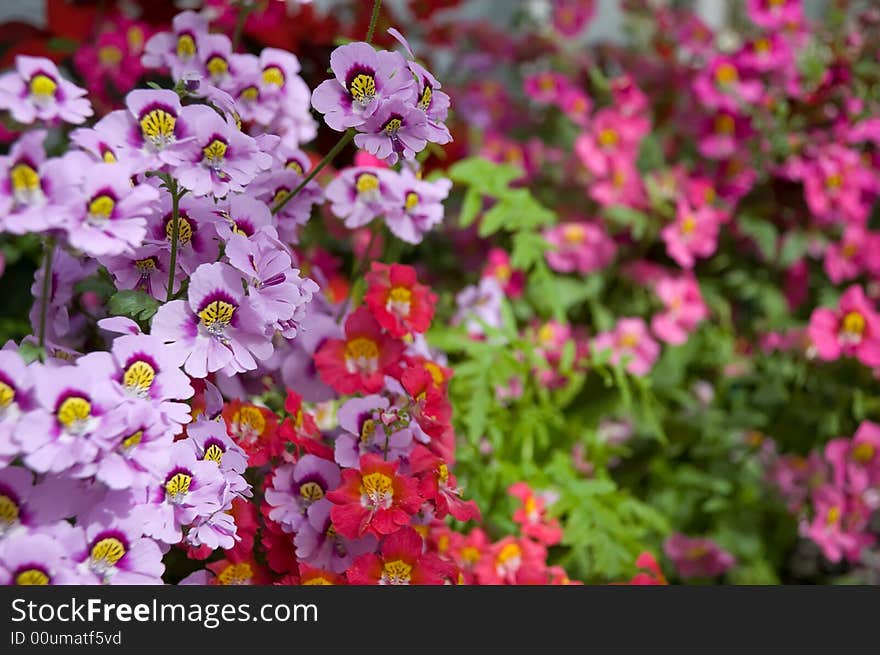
107;289;160;323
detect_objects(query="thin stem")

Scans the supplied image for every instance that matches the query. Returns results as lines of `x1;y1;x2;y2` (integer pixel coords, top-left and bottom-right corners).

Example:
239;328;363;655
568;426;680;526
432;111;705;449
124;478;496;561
271;129;355;216
37;238;56;350
232;1;253;51
335;226;381;323
365;0;383;44
166;178;182;303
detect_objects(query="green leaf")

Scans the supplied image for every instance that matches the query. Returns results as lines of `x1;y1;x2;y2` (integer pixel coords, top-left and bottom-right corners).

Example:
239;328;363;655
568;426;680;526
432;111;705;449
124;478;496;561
107;290;160;322
738;214;778;261
779;230;809;267
459;187;482;228
510;231;549;270
636;134;664;173
18;341;45;364
448;157;522;197
604;205;649;238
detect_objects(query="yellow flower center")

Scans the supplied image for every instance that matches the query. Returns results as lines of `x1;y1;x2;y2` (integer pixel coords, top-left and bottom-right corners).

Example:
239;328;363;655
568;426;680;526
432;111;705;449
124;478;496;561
619;332;639;348
300;482;325;502
349;73;376;104
262;66;285;88
405;191;419;211
841;311;865;338
381;560;412;584
715;114;735;135
206;56;229;79
424;362;445;386
98;45;123;66
102;149;117;163
121;430;143;452
598;129;619;147
681;214;697;234
140;109;176;148
127;26;144;50
286;160;304;174
361;471;393;506
29;74;57;98
217;562;253;585
356;173;380;195
386;286;412;316
198;300;236;332
384;117;403;134
562;224;585;244
754;37;771;54
203;443;224;464
241;86;259;101
0;381;14;409
419;85;432;110
715;63;738;85
234;406;267;438
438;463;449;484
273;188;290;205
841;243;857;259
825;174;843;190
345;337;379;374
57;396;91;431
16;569;49;585
360;418;376;443
538;323;555;343
497;542;521;565
303;576;334;585
11;163;40;194
123;360;156;396
461;546;480;564
852;442;875;463
135;258;156;274
203;139;228;167
87;194;115;222
165;472;192;501
91;537;126;567
826;505;841;525
0;493;20;529
165;216;193;246
176;34;196;59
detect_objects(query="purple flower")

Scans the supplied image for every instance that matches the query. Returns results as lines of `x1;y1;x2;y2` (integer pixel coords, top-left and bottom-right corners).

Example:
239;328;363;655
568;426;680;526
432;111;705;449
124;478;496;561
383;167;451;244
186;419;250;499
141;440;226;545
99;242;177;301
0;55;92;125
66;163;159;257
326;166;398;229
21;353;126;476
353;98;429;164
70;126;124;164
0;467;89;539
0;131;82;235
142;10;210;79
334;395;413;468
0;527;83;585
27;249;98;347
94;89;197;170
452;277;506;337
176;104;272;198
94;400;176;491
0;351;34;466
73;514;164;585
226;231;319;339
295;499;376;573
311;41;414;131
212;195;274;242
664;533;736;579
279;308;343;403
264;455;341;533
196;33;236;87
151;262;273;378
250;169;322;242
144;193;221;275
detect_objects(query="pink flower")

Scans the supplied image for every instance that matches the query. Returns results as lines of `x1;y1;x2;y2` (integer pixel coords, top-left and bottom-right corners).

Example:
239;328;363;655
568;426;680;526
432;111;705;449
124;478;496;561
802;484;874;563
807;285;880;367
824;225;877;284
543;220;615;274
698;111;753;160
746;0;804;29
660;199;720;269
802;145;875;225
664;533;735;579
575;109;648;177
0;55;92;125
693;56;763;112
825;421;880;492
592;317;660;376
651;275;708;345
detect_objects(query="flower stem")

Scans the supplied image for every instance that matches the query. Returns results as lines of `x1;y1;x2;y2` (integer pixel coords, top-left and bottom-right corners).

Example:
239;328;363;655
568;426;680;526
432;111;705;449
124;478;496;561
166;178;182;303
271;129;355;216
365;0;383;44
335;225;381;323
37;238;56;350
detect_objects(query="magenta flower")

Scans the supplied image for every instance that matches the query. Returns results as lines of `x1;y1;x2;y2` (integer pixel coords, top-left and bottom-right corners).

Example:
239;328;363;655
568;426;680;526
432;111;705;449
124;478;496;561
250;169;323;242
144;193;220;275
150;262;273;378
66;163;159;257
698;111;753;160
212;195;273;242
825;421;880;493
0;55;92;125
592;317;660;376
265;455;341;534
824;225;875;284
802;484;873;563
142;10;210;78
326;166;398;229
94;89;196;170
660;199;720;269
802;144;874;225
0;466;90;539
746;0;804;29
807;285;880;367
651;275;709;345
383;168;452;244
225;232;319;339
353;98;430;164
543;221;615;274
20;354;125;476
574;109;648;177
186;419;249;500
311;41;414;131
73;514;164;585
100;242;177;301
176;104;272;198
693;56;763;112
141;440;226;545
0;351;34;466
664;533;735;579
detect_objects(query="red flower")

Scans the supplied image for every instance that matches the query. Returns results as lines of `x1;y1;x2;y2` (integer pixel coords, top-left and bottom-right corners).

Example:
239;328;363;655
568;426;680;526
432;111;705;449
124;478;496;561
314;307;405;394
299;564;346;585
279;389;332;459
474;536;549;585
625;551;668;585
347;527;445;584
207;553;272;585
364;262;437;338
400;366;452;439
222;400;280;467
508;482;563;546
327;453;422;539
411;446;480;522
